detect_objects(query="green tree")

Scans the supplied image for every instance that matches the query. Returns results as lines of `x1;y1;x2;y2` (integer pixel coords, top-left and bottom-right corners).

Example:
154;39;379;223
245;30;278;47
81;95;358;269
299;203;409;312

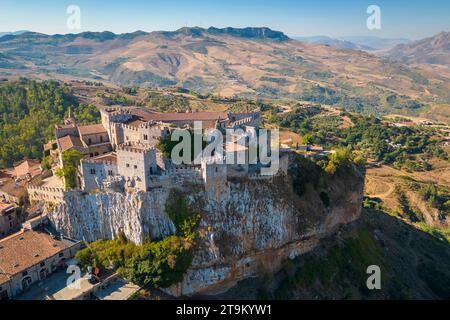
302;134;313;145
56;149;83;190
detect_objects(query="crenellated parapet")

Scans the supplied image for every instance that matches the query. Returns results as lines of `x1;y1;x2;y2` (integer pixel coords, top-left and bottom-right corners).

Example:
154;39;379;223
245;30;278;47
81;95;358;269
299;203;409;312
117;142;156;154
27;185;67;204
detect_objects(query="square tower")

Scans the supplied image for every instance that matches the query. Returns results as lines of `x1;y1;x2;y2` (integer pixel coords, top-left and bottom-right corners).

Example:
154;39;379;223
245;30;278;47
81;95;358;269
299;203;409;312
117;143;157;191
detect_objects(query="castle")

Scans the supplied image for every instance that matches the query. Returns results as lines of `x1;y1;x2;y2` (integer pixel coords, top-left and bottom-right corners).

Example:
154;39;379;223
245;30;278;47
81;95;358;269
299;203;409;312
36;105;282;197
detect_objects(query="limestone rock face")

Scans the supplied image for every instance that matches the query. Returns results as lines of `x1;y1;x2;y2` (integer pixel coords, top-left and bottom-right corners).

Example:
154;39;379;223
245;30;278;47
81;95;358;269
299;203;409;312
47;166;364;296
48;190;175;244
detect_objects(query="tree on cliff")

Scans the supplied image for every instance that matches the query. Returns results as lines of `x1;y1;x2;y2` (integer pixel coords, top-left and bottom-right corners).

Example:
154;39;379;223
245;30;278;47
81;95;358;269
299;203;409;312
55;149;83;190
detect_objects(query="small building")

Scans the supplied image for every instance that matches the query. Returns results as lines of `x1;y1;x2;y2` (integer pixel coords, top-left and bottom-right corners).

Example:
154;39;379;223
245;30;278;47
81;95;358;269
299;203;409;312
13;160;43;181
0;228;82;300
0;179;27;205
79;152;118;192
54;110;113;166
43;140;58;156
0;203;19;239
117;143;157;191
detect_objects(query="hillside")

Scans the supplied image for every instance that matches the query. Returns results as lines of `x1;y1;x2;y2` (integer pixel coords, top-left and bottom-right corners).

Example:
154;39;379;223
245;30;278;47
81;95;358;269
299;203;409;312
292;36;375;51
383;32;450;66
1;27;449;117
209;208;450;300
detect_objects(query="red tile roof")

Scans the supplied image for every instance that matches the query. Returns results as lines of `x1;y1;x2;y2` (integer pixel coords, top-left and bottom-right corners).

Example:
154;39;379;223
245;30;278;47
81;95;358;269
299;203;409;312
91;152;117;164
78;124;107;136
14;160;42;178
0;202;14;213
142;111;229;122
128;109;229;123
0;230;69;278
57;135;84;153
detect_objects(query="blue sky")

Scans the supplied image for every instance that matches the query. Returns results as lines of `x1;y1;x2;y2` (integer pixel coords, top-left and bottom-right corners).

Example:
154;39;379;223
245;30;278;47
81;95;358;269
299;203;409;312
0;0;449;39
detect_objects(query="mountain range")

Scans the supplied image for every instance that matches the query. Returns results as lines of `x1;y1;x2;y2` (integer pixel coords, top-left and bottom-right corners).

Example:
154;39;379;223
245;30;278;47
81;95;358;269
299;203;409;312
0;30;28;38
0;27;449;118
292;35;410;51
382;32;450;66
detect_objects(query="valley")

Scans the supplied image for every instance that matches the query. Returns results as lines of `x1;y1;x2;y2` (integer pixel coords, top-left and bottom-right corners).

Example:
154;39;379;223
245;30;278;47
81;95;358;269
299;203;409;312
1;28;450;121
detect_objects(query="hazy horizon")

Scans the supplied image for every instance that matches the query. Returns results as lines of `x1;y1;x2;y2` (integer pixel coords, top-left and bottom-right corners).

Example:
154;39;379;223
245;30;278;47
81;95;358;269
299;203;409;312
2;27;448;42
1;0;449;40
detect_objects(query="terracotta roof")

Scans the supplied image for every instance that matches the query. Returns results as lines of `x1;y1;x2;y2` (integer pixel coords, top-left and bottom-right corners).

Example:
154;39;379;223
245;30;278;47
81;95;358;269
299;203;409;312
0;230;69;277
78;124;107;136
44;140;57;151
91;152;117;164
129;109;229;123
0;169;13;182
14;160;42;178
57;135;84;153
0;202;14;213
0;179;26;199
56;123;76;130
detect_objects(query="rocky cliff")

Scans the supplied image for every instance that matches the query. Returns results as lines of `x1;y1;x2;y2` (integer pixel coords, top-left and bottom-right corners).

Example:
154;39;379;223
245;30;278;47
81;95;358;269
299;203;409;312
47;161;365;296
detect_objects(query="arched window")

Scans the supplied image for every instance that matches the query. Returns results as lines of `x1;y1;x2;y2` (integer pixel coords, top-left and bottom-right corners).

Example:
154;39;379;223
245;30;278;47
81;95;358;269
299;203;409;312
39;268;48;280
21;276;32;290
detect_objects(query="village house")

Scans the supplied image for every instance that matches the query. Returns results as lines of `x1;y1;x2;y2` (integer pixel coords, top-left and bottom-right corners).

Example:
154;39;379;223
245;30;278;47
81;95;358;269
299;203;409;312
0;227;82;300
0;178;27;205
0;202;19;239
55;108;113;165
13;160;43;181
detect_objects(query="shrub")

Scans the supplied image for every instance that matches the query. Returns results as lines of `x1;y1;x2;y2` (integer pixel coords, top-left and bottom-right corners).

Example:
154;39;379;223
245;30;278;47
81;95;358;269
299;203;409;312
55;149;83;190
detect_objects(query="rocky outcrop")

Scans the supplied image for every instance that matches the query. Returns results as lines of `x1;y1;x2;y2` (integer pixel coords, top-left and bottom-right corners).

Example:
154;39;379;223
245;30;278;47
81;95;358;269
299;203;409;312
48;189;175;244
47;164;364;296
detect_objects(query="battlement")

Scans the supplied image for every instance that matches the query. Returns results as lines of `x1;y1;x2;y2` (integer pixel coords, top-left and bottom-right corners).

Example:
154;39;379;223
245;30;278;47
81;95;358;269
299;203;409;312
117;142;156;154
121;121;164;132
248;173;274;180
202;154;225;165
81;159;116;166
27;185;66;203
103;107;133;115
229;116;253;127
164;165;202;176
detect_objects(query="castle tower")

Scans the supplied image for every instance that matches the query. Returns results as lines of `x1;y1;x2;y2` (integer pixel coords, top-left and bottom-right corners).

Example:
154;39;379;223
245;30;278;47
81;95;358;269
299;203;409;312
64;106;77;125
201;155;227;190
116;143;157;191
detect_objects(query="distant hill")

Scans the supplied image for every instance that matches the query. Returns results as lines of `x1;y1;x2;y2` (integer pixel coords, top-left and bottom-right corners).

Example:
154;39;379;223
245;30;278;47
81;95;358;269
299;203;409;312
0;27;449;116
293;36;375;51
383;32;450;66
338;36;410;51
294;35;410;51
0;30;28;38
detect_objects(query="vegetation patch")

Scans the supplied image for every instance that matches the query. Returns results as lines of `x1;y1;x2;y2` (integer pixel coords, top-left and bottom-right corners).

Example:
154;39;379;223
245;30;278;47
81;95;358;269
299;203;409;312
76;191;201;289
165;188;201;235
76;231;197;289
55;149;83;190
272;225;385;299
